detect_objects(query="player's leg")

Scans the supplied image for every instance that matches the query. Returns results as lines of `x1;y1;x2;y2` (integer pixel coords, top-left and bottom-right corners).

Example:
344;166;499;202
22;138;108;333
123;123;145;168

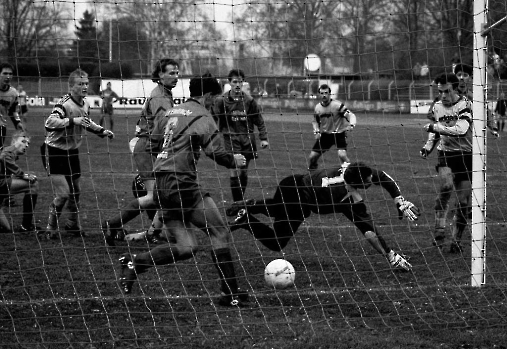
191;195;247;305
449;156;473;253
335;133;350;165
108;110;114;132
433;164;454;247
0;207;10;233
45;174;70;238
64;176;85;236
309;133;332;170
341;200;412;271
9;178;39;232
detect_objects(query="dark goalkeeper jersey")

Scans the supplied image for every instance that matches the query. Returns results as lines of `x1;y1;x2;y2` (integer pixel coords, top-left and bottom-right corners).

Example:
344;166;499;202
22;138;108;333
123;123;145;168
302;166;401;214
149;98;236;185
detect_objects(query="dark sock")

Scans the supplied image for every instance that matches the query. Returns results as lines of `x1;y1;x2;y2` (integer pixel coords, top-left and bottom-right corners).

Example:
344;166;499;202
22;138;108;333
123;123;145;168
22;194;38;227
230;177;243;202
239;173;248;198
211;248;238;295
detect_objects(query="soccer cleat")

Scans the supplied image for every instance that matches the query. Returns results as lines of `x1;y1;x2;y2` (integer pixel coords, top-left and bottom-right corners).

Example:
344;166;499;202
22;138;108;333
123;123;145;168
449;241;463;254
218;289;249;307
65;225;87;237
145;232;162;244
38;228;58;240
102;221;117;247
119;254;137;294
387;250;412;271
432;236;445;249
226;199;256;217
233;209;248;225
16;224;41;234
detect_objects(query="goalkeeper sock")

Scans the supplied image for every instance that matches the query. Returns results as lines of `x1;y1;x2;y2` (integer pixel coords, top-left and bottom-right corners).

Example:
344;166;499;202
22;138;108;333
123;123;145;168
22;194;38;227
212;248;239;295
230;176;243;202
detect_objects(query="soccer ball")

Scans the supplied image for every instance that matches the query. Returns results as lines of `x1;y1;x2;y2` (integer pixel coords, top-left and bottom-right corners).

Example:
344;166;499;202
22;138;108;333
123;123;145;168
264;259;295;289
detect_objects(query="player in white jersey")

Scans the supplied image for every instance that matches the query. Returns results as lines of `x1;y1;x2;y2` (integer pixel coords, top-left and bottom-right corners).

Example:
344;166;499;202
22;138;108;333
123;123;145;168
308;84;356;169
421;73;474;253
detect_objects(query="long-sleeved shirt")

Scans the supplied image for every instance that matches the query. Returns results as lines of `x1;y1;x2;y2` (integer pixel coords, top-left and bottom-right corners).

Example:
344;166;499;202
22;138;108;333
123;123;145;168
135;84;174;138
313;99;356;134
0;145;24;179
149;98;237;189
425;96;473;153
44;94;105;150
0;86;21;128
302;165;401;214
213;91;267;141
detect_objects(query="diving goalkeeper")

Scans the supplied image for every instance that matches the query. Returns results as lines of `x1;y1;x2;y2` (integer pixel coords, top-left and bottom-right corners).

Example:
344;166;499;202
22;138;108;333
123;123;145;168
226;162;420;271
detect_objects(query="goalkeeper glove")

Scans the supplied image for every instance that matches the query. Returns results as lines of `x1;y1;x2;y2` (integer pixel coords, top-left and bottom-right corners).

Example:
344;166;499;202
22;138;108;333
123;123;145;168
394;196;420;221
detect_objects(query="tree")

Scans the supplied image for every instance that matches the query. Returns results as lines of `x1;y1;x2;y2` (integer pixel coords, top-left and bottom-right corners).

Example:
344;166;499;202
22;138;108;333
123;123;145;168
0;0;68;61
72;10;105;63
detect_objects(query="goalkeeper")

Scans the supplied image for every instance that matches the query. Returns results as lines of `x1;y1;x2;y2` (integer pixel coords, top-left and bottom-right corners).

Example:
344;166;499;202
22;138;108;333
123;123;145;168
226;162;419;271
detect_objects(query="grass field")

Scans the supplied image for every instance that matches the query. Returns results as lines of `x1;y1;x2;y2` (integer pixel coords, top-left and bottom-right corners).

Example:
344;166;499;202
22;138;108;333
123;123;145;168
1;108;506;348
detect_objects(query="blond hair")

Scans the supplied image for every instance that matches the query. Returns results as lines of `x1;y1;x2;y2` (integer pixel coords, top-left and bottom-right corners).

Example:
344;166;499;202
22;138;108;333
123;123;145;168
68;69;88;88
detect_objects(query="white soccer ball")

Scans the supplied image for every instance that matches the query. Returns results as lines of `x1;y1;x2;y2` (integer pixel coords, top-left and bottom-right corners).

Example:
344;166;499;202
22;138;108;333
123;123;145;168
264;259;295;289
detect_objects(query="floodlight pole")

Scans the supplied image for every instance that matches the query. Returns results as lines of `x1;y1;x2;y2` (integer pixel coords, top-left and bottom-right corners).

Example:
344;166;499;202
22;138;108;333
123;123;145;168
471;0;488;287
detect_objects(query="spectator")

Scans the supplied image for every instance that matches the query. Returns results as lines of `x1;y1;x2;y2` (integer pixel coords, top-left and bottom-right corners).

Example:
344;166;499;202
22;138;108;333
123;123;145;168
495;92;507;132
420;62;430;80
413;62;422;80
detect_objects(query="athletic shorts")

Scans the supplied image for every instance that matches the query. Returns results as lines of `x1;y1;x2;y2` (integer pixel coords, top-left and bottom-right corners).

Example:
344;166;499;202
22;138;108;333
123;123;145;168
312;132;347;153
223;135;258;160
133;137;156;180
154;172;210;220
436;150;472;184
102;105;113;115
41;144;81;179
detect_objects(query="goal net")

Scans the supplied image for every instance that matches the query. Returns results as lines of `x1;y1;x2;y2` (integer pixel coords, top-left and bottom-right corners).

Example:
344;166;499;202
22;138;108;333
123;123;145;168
1;0;507;347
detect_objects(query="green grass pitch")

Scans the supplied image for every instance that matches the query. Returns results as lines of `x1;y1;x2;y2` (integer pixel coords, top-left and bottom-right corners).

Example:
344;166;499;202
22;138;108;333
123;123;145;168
0;108;506;348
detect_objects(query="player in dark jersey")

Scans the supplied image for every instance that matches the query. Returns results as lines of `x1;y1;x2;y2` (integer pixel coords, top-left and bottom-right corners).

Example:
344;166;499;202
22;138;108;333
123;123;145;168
116;73;250;307
494;92;507;132
102;59;179;245
0;131;38;233
41;69;114;239
226;162;419;271
99;82;120;132
308;84;356;169
213;69;268;205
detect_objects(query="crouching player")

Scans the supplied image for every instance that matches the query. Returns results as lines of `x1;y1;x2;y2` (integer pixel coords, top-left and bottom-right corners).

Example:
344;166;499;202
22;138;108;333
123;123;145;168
227;162;420;271
0;131;38;233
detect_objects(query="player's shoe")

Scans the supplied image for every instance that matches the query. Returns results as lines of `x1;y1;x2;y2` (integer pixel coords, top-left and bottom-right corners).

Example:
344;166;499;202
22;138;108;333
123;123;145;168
218;288;249;307
65;224;87;237
233;209;248;225
449;241;463;254
226;199;256;217
119;254;137;294
387;250;412;271
16;224;41;234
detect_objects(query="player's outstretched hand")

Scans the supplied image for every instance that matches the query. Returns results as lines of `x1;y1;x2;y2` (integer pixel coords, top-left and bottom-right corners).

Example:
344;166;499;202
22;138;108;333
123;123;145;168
103;129;114;139
395;196;420;221
23;173;37;184
419;148;430;159
233;154;247;168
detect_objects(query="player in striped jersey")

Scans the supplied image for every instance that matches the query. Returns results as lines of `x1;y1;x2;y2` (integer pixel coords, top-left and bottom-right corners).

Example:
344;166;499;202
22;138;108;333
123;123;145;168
102;58;179;245
421;73;474;253
118;73;249;307
226;162;419;271
41;69;113;239
308;84;356;170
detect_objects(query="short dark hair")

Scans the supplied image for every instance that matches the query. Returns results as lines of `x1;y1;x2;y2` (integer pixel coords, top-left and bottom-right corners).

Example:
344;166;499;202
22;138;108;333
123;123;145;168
454;63;472;76
344;162;373;185
318;84;331;93
228;69;245;81
0;62;14;73
434;73;460;90
151;58;179;83
189;72;222;97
